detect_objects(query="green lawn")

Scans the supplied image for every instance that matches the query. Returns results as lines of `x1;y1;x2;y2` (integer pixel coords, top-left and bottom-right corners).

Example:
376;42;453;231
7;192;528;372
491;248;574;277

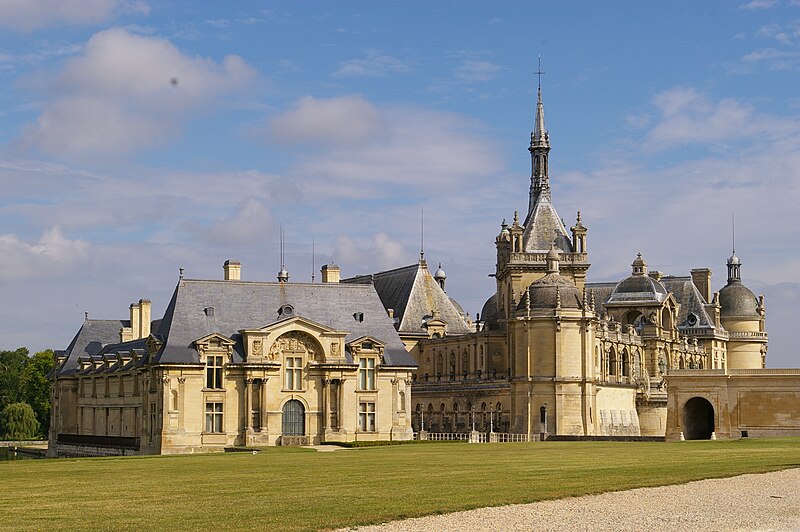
2;439;800;531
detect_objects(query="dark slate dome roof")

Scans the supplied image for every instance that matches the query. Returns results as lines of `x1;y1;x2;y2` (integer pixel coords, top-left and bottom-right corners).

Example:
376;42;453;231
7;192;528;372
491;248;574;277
480;294;501;330
518;273;583;310
606;275;668;305
719;282;759;318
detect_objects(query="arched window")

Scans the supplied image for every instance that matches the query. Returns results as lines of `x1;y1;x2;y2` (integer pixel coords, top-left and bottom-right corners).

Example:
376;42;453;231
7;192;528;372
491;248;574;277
621;349;630;377
608;348;617;376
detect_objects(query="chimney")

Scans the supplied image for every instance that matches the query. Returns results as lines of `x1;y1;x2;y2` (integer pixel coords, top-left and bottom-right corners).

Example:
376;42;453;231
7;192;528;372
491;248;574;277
648;270;663;282
129;301;140;341
224;259;241;281
138;299;151;339
321;263;341;283
690;268;712;303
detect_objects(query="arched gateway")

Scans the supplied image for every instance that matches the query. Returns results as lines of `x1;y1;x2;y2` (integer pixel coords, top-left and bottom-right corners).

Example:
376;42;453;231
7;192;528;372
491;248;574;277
682;397;715;440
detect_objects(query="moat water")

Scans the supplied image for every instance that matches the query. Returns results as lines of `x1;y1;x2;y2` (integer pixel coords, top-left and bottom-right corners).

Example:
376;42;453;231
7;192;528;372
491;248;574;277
0;447;40;461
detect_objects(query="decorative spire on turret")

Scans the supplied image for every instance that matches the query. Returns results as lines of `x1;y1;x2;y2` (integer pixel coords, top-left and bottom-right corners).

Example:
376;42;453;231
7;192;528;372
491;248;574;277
727;214;741;283
528;56;552;220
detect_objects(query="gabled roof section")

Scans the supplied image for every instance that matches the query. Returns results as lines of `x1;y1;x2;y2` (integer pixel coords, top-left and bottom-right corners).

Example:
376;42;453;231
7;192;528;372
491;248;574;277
58;319;128;375
342;261;473;337
154;279;415;367
661;276;715;329
522;200;573;253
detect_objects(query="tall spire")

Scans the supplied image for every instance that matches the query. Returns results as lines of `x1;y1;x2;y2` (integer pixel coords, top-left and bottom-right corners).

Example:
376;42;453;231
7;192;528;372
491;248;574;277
528;56;552;219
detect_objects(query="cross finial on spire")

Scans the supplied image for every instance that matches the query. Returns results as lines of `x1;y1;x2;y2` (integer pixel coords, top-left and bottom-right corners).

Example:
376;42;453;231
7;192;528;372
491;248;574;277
536;55;545;90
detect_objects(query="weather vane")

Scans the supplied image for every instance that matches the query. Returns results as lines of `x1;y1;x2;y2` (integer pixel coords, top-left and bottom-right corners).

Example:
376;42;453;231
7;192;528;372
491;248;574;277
536;55;545;89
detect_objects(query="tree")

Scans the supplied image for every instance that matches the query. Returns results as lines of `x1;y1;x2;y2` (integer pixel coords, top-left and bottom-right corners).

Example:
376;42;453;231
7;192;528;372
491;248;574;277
1;402;39;440
0;348;29;411
22;350;55;437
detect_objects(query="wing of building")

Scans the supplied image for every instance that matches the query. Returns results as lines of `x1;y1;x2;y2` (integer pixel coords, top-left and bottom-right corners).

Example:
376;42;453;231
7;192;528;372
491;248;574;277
355;84;772;440
49;261;416;456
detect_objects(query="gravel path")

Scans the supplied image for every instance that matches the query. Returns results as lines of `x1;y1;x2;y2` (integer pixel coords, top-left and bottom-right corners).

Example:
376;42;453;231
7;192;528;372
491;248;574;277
339;468;800;531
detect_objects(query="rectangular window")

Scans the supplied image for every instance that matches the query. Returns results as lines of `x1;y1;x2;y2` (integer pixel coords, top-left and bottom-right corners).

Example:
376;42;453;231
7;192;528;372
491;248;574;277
284;357;303;390
149;402;156;440
206;355;223;389
358;402;375;432
205;402;223;433
358;358;376;390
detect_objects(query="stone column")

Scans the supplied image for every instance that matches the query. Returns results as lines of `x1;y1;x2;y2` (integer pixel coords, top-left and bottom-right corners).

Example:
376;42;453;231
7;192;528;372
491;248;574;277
245;378;253;433
338;378;346;431
260;378;268;431
322;378;330;432
177;377;186;432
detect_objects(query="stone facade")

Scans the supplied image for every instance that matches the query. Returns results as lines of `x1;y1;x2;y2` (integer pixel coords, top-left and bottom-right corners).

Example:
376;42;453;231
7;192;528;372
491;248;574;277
665;369;800;441
49;268;416;456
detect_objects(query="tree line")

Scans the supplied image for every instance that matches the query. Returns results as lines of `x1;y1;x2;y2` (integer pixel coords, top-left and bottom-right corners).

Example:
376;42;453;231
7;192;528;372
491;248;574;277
0;348;54;440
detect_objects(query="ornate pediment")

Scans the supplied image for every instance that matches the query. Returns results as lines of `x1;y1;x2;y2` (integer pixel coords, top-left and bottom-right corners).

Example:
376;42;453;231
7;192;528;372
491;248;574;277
240;316;349;364
193;333;235;355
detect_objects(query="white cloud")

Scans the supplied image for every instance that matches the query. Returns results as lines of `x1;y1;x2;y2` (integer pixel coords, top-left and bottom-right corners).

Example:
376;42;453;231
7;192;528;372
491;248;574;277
268;95;501;196
740;0;777;9
642;87;796;149
332;233;411;271
268;95;386;146
19;28;255;159
332;50;411;78
0;226;89;281
190;198;273;247
0;0;149;32
455;60;501;83
743;48;800;70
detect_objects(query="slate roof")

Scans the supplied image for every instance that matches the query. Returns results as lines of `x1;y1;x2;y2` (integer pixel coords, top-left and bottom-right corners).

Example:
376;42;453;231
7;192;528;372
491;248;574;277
719;281;760;318
522;199;574;253
57;279;416;375
153;279;415;367
342;260;473;336
519;272;583;310
661;276;715;329
59;319;128;375
605;274;668;305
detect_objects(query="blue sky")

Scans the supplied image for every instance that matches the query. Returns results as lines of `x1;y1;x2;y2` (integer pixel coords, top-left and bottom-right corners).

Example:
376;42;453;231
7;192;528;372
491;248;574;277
0;0;798;366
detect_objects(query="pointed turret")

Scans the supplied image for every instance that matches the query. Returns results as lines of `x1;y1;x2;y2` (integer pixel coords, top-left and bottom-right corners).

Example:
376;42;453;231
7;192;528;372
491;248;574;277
528;85;552;217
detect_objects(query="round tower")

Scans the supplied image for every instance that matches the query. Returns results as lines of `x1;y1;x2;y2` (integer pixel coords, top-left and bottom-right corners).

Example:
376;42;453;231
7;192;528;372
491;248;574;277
719;252;767;369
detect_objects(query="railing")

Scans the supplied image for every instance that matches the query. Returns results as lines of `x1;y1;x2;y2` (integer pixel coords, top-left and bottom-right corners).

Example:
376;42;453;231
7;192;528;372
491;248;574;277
490;432;539;443
279;435;310;446
425;432;470;441
728;331;768;340
414;432;539;443
57;434;140;450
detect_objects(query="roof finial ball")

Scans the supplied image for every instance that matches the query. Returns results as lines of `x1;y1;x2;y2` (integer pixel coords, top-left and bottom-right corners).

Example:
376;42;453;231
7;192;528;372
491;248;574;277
546;242;560;274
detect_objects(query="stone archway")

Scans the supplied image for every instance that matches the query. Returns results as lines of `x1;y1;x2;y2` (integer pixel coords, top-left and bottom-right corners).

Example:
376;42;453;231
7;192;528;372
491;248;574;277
682;397;714;440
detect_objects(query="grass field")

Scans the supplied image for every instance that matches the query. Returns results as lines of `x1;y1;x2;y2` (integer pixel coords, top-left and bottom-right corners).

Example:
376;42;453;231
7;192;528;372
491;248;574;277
2;439;800;531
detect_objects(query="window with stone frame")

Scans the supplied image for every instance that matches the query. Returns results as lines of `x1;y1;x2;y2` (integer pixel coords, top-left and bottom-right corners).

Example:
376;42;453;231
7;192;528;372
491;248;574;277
358;357;376;390
149;401;156;441
284;356;303;390
358;402;375;432
206;355;224;389
205;402;223;433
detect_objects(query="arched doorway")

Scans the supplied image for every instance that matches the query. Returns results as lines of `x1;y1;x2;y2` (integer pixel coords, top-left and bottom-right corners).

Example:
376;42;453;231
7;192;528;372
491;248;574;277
282;400;305;436
683;397;714;440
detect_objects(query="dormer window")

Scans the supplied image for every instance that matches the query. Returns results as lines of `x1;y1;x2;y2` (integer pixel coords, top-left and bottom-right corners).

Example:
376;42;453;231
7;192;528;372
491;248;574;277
278;304;294;317
353;312;364;322
362;341;373;350
687;313;698;327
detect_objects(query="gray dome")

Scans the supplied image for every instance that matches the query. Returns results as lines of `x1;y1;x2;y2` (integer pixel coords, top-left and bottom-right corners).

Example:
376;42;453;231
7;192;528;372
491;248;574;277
606;274;668;305
728;253;740;265
518;273;582;310
719;282;759;318
480;294;501;331
449;297;464;315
